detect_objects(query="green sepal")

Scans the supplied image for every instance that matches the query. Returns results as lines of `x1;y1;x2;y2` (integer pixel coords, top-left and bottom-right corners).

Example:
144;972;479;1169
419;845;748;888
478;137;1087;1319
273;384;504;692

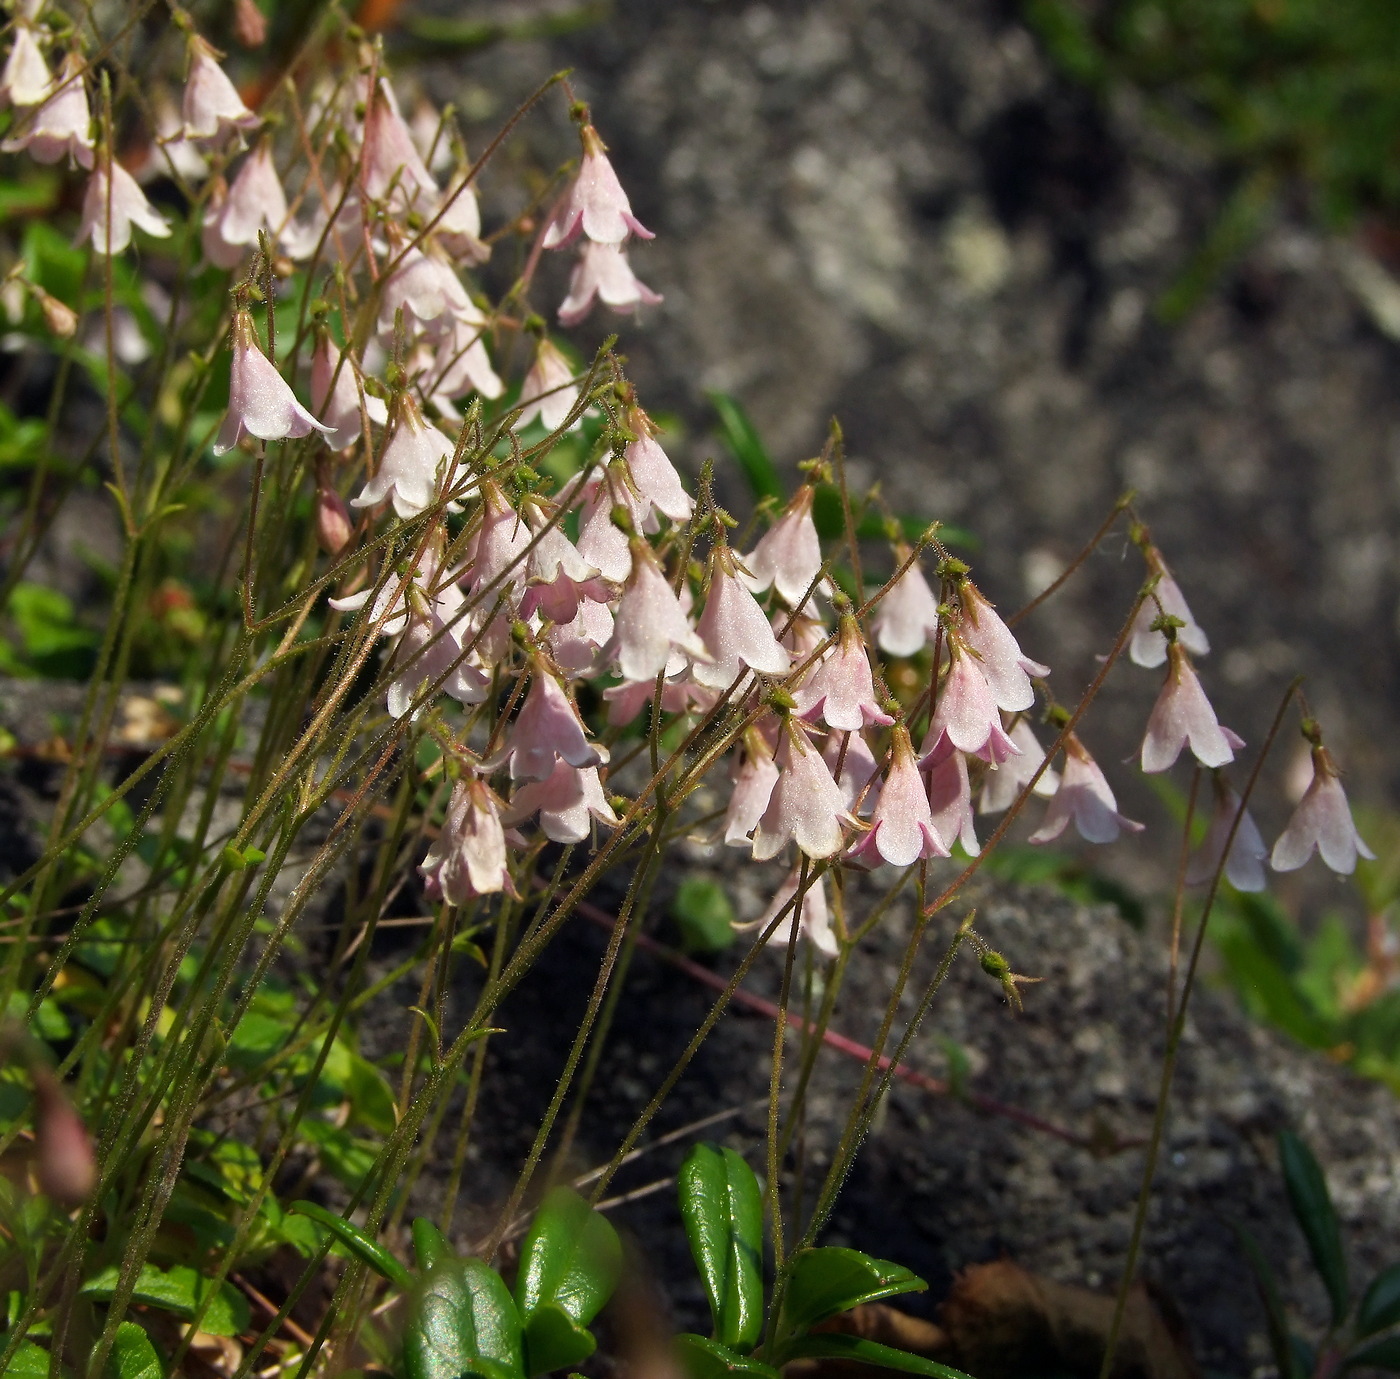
777;1248;926;1339
674;1333;781;1379
678;1143;765;1352
402;1258;524;1379
291;1200;414;1291
773;1335;972;1379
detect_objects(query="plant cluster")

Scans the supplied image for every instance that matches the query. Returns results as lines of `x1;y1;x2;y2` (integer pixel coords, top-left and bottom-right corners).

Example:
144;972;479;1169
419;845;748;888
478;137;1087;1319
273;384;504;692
0;3;1380;1376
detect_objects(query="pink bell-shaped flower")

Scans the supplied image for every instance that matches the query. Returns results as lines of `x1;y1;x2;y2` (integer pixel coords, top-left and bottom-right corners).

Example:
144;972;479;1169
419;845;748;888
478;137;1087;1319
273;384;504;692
925;736;978;856
361;80;437;212
436;175;490;264
311;334;387;450
1;25;50;109
1186;777;1267;892
920;641;1019;765
752;867;837;959
518;505;611;625
742;486;824;607
793;613;893;732
1140;641;1238;773
978;718;1059;814
848;724;948;868
517;339;580;432
181;34;259;145
558;240;662;325
542;123;654;248
1029;735;1142;845
603;671;706;727
723;725;781;848
386;599;489;719
623;407;693;523
499;666;606;782
693;547;791;690
420;776;519;903
604;539;708;682
957;579;1049;713
1129;559;1209;669
76;157;171;255
313;480;354;556
2;53;92;167
213;309;332;455
202;142;289;269
428;315;504;403
575;469;654;584
32;1067;96;1205
1271;741;1374;876
348;393;456;517
377;244;478;339
751;720;852;862
464;481;531;600
550;598;615;676
824;728;880;813
505;762;620;845
871;547;939;657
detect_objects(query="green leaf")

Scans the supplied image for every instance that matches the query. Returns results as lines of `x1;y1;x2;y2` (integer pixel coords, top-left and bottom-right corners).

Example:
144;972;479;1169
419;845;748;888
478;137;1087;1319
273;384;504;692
775;1335;971;1379
107;1322;163;1379
708;393;782;503
674;1334;781;1379
413;1217;454;1273
778;1248;926;1338
291;1200;414;1291
516;1186;622;1327
1234;1224;1303;1379
1345;1335;1400;1372
1358;1263;1400;1338
4;1337;70;1377
80;1263;248;1337
1278;1131;1349;1325
672;877;736;954
678;1143;765;1352
521;1302;597;1376
402;1259;524;1379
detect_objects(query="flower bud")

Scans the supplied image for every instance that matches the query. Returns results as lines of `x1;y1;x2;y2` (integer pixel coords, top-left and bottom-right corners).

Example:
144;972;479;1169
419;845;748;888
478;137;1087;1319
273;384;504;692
33;1067;96;1205
34;286;77;338
314;484;353;556
232;0;268;48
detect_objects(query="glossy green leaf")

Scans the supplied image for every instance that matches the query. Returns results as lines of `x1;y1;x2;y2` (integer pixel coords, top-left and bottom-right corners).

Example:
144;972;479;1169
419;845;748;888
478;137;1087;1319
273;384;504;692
516;1186;622;1328
521;1301;597;1376
1278;1131;1349;1325
678;1143;765;1352
107;1322;162;1379
403;1258;524;1379
1344;1335;1400;1372
778;1248;926;1338
291;1200;413;1291
1358;1263;1400;1338
776;1335;972;1379
413;1218;454;1273
674;1333;781;1379
709;393;782;503
80;1263;249;1337
1234;1224;1303;1379
5;1337;68;1377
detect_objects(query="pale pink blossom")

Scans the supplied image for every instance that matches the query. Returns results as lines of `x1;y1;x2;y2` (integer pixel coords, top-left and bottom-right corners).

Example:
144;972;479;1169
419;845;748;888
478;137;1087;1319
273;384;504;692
603;672;705;727
751;721;852;862
778;610;828;660
516;339;580;432
463;482;531;600
0;25;50;108
420;777;519;903
1129;563;1209;668
151;90;208;182
505;762;619;845
576;470;654;583
76;159;171;254
213;310;331;455
623;408;692;523
202;144;289;269
378;245;483;341
361;81;436;212
753;867;837;959
2;53;91;167
1186;780;1267;892
349;395;456;518
920;646;1019;765
1029;736;1142;845
742;486;824;607
558;240;662;326
311;335;387;450
1271;744;1374;876
604;539;708;682
182;36;259;145
958;581;1049;713
847;725;948;868
978;718;1059;814
793;614;892;732
723;725;780;848
436;176;489;264
386;602;489;718
693;550;791;690
871;548;939;657
518;506;611;624
410;98;453;175
549;598;615;676
33;1067;95;1205
925;736;978;856
1140;642;1237;773
313;482;353;556
824;728;880;813
430;317;504;403
542;127;654;248
498;668;606;782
